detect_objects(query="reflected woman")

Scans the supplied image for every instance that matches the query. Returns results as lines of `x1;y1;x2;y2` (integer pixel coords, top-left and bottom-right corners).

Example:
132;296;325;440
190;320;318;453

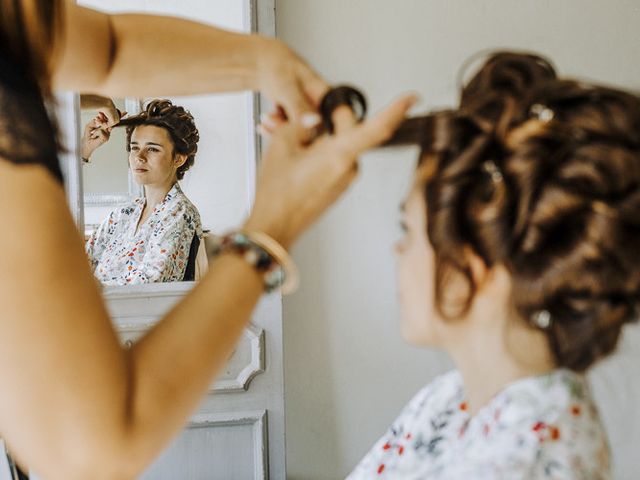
84;99;203;285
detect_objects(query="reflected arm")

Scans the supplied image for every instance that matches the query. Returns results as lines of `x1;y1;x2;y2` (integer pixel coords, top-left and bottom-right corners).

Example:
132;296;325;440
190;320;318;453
79;94;115;110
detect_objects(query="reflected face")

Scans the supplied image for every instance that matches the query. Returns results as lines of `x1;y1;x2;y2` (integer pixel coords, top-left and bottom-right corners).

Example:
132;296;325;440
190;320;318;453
394;185;441;346
129;125;184;187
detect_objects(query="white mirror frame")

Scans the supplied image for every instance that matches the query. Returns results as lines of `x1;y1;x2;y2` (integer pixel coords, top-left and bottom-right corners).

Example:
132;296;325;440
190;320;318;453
57;0;273;298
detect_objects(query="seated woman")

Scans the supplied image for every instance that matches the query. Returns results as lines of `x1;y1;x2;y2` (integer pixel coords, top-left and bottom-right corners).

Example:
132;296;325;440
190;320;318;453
347;52;640;478
84;99;203;285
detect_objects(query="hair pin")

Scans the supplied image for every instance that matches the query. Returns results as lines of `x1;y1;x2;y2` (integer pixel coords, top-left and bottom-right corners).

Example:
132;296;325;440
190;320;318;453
530;103;555;123
482;160;503;183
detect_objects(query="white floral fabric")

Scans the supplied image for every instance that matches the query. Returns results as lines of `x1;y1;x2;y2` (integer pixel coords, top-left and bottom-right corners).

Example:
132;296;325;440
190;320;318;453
86;183;202;285
347;369;610;479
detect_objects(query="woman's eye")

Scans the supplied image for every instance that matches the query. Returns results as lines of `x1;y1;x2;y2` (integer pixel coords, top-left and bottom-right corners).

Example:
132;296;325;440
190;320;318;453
148;147;159;152
130;146;139;151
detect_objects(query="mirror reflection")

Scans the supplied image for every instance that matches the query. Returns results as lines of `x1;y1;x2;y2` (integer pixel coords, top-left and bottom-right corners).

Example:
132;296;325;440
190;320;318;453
82;98;206;285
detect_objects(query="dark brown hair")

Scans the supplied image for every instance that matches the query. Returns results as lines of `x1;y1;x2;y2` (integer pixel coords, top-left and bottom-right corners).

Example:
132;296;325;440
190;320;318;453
119;99;200;180
386;52;640;371
0;0;62;95
0;0;64;182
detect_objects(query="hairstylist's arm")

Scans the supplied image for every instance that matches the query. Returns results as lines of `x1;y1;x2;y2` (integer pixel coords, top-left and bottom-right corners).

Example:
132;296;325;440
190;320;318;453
79;94;121;125
0;94;416;479
53;1;327;122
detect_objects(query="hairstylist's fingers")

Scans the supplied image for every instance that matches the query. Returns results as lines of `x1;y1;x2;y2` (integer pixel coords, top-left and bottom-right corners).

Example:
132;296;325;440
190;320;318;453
331;104;359;134
86;118;100;133
279;83;323;127
272;119;316;147
297;62;330;108
259;111;285;134
96;129;109;142
99;107;118;126
279;54;326;123
338;94;419;155
256;124;271;138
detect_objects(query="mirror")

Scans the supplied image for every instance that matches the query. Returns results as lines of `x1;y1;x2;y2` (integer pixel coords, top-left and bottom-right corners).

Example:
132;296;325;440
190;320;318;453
55;2;286;478
74;0;259;288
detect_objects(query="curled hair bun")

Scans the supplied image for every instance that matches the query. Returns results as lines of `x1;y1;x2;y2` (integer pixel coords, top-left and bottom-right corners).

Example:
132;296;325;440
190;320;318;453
120;99;200;180
389;51;640;371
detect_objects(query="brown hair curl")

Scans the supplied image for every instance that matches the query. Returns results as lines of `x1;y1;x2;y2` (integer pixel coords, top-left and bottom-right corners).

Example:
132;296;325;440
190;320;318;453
386;52;640;371
119;99;200;180
0;0;63;96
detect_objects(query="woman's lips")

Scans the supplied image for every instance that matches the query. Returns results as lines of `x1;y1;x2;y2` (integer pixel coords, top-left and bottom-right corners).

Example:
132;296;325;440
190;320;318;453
134;168;148;173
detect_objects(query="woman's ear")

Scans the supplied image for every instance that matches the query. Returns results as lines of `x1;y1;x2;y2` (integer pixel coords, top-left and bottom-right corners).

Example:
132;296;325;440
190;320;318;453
463;245;489;289
174;154;187;169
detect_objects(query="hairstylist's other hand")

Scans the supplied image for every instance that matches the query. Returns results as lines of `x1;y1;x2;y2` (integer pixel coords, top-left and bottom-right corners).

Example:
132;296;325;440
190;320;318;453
256;38;328;125
98;103;123;128
80;113;112;160
245;94;419;249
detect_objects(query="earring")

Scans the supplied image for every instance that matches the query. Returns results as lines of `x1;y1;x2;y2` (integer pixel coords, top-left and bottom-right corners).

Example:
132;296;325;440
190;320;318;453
530;104;555;123
531;310;552;329
482;160;503;183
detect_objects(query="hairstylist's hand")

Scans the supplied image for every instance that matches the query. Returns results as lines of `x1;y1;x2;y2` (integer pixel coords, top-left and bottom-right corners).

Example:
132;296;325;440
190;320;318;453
245;94;418;248
256;38;328;124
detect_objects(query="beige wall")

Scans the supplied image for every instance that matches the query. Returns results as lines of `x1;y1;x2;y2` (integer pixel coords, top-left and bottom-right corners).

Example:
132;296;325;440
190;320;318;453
278;1;640;479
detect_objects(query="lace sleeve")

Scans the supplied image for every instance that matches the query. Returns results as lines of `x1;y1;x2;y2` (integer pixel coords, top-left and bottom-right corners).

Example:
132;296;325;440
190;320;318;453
0;50;63;183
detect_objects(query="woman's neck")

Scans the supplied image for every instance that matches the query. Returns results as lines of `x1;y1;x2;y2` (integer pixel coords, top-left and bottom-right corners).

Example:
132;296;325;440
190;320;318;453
444;269;556;416
144;180;176;210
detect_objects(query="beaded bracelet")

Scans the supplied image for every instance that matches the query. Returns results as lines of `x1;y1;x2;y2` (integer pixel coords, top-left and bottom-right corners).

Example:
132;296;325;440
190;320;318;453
207;230;299;295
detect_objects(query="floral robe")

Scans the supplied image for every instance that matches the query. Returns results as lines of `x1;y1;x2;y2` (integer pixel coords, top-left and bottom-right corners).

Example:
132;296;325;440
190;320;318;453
347;369;610;479
86;183;203;285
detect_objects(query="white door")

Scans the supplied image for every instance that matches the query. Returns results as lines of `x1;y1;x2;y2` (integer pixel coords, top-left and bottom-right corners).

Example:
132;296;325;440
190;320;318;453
105;285;285;480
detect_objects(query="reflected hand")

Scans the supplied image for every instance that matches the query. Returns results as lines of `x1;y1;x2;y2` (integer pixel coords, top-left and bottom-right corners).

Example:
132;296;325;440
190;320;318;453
80;113;112;160
245;93;419;248
257;38;328;125
98;105;123;127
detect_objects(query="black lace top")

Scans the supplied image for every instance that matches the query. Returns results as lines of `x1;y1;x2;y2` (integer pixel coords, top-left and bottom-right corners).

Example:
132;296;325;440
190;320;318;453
0;47;63;183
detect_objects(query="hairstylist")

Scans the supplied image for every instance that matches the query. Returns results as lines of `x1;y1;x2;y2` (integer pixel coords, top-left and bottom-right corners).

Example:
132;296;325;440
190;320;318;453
0;1;417;478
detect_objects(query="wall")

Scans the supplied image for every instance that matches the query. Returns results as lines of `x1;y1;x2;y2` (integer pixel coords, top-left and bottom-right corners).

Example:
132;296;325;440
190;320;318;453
81;98;129;195
277;1;640;479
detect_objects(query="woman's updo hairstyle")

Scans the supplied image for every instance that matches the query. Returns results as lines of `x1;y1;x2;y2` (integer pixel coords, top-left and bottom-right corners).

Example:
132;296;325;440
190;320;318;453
386;51;640;371
119;99;199;180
